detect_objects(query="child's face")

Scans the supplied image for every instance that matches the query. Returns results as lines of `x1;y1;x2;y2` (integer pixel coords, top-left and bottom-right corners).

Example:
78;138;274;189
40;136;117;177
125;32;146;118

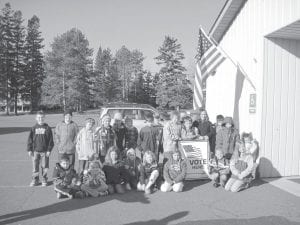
125;120;133;128
64;114;72;124
60;160;70;169
36;114;45;125
215;150;223;160
145;154;153;164
127;152;135;160
225;123;232;128
217;119;223;126
239;143;246;154
243;137;251;144
200;111;207;121
184;120;192;129
86;121;94;130
172;152;180;161
103;119;111;128
110;151;118;161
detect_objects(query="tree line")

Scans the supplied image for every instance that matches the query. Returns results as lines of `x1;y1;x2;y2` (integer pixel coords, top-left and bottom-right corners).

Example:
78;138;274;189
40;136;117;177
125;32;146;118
0;3;193;115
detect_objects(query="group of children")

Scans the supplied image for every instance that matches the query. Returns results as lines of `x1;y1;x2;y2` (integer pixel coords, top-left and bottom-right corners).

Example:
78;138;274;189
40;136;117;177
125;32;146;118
26;109;258;199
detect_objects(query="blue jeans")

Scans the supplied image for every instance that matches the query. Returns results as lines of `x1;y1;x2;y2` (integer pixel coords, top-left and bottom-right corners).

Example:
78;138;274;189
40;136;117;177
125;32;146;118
32;152;49;182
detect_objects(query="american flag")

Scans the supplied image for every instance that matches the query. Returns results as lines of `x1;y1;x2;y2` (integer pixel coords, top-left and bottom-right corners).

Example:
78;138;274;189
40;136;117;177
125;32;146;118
182;145;202;158
193;28;226;109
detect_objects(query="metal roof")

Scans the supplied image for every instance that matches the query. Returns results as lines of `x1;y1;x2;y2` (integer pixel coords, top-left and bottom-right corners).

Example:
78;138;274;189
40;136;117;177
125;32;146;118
267;19;300;40
209;0;247;43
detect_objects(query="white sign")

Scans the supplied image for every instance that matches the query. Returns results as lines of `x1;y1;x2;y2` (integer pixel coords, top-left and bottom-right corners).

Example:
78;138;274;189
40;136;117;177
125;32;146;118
179;140;209;180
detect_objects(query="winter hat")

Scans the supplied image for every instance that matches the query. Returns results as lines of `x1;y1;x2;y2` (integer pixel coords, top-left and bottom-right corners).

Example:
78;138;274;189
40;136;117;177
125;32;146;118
126;148;136;157
60;154;70;162
216;114;224;121
222;117;234;126
114;112;123;121
64;109;73;116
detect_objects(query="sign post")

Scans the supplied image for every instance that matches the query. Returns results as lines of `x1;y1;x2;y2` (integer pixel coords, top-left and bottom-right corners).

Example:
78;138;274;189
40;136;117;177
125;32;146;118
178;140;209;180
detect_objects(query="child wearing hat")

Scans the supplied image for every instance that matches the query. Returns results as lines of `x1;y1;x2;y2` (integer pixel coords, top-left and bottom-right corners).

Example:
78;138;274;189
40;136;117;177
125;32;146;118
76;118;97;176
124;116;138;150
95;114;116;163
112;112;126;153
55;109;79;168
81;160;108;197
27;111;54;187
123;148;142;189
53;155;84;199
161;150;187;192
215;116;240;161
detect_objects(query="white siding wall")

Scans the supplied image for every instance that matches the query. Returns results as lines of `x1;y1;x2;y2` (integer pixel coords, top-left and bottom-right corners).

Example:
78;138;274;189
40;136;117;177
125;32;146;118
206;0;300;177
261;38;300;177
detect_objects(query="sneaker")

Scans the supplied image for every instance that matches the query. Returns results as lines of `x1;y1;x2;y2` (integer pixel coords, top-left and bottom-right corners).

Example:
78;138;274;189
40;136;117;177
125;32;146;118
98;191;109;196
29;180;39;187
213;183;220;188
57;192;62;199
125;183;132;191
41;181;48;187
144;188;151;195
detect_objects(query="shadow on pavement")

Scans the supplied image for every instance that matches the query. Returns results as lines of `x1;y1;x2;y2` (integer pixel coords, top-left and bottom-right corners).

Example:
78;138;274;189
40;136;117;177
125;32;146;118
0;127;30;135
0;192;150;225
184;179;210;191
123;211;189;225
175;215;300;225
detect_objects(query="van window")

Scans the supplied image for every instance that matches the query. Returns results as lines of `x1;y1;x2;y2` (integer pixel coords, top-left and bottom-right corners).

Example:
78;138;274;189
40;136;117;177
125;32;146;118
107;109;123;119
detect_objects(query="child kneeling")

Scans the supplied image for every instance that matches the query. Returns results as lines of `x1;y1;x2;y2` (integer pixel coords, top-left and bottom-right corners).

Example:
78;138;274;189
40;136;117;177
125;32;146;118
208;149;230;187
81;161;108;197
161;150;187;192
225;140;254;192
53;155;83;199
137;151;159;194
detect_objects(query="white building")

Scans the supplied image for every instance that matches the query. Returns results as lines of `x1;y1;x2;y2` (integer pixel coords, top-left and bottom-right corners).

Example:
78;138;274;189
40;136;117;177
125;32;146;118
206;0;300;177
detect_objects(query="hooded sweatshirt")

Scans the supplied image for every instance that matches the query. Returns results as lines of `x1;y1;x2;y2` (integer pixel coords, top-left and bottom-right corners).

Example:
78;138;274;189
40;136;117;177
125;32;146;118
27;123;54;153
55;121;79;154
163;158;187;183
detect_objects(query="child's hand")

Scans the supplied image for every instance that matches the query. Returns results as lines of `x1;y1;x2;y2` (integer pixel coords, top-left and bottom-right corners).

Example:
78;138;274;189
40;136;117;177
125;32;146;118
46;151;51;157
28;151;33;157
204;136;209;141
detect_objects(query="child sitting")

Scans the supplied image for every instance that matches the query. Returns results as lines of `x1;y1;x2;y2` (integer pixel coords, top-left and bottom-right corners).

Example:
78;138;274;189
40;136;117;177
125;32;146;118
81;161;108;197
52;155;83;199
102;146;127;194
137;150;159;194
181;116;199;140
161;150;187;192
225;140;254;192
208;149;230;187
124;117;139;150
123;148;142;190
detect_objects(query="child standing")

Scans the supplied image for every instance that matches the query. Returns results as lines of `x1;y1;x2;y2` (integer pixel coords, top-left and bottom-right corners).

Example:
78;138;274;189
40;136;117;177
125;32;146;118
208;149;230;187
123;148;142;189
215;117;239;161
27;111;54;186
137;151;159;194
225;140;254;192
161;150;187;193
112;112;126;153
124;116;138;150
210;115;224;157
55;110;79;167
81;161;108;197
102;146;127;194
163;111;182;164
53;155;83;199
94;114;116;163
76;118;96;175
181;116;199;140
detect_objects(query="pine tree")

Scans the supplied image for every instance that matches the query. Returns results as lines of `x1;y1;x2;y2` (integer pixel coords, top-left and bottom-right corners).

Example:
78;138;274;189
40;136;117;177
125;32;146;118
42;28;93;111
11;10;26;114
155;36;192;109
23;15;44;111
0;3;15;115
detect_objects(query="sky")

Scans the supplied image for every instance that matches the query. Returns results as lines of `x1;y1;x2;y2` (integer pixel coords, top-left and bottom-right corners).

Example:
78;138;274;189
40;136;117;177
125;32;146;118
1;0;226;74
